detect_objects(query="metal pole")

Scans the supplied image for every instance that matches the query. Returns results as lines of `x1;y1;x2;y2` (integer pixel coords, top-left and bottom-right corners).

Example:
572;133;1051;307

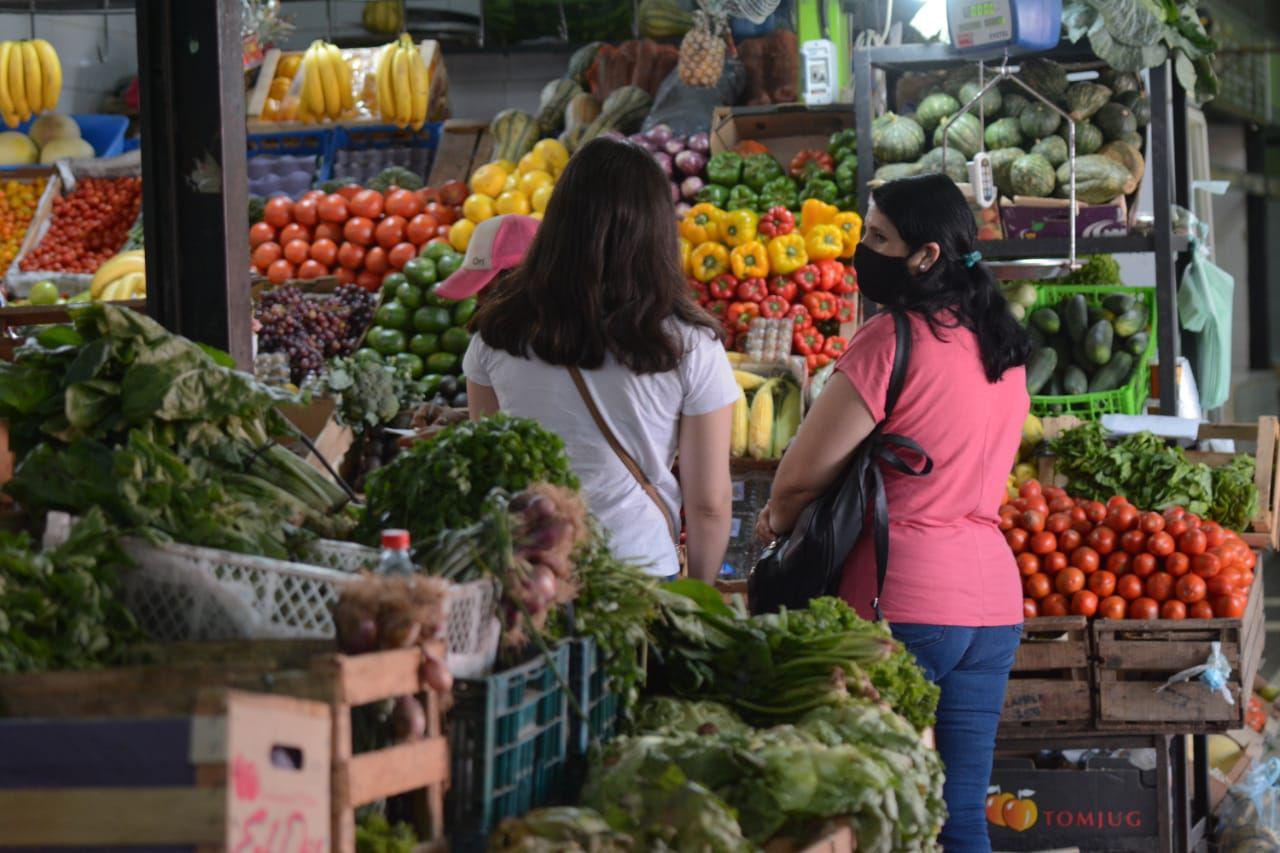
854;46;873;217
1149;61;1179;414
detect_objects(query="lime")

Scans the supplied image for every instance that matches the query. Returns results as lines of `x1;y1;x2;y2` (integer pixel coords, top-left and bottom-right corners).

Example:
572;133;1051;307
413;305;452;334
353;348;383;364
396;281;424;310
367;327;407;356
29;280;60;306
381;272;408;300
441;327;472;355
393;352;425;379
426;351;460;374
436;251;464;278
422;241;453;262
410;333;440;356
403;257;438;288
453;297;478;326
426;283;453;307
420;373;444;396
375;300;410;330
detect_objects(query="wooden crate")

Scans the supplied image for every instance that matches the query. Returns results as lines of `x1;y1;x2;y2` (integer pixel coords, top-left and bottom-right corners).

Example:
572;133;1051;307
0;640;449;851
0;689;332;850
999;616;1094;738
1093;575;1266;733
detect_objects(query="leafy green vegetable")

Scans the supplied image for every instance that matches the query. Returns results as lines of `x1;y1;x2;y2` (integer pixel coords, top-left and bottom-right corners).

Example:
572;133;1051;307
489;807;633;852
315;355;427;434
1211;456;1260;533
355;813;417;853
1044;254;1122;287
368;166;425;193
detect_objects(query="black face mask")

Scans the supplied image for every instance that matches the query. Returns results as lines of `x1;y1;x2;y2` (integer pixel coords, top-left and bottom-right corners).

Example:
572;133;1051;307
853;242;931;307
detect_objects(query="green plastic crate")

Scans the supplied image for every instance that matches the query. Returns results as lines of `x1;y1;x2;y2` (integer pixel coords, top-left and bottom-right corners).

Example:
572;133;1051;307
445;643;571;850
1028;284;1158;419
569;637;620;756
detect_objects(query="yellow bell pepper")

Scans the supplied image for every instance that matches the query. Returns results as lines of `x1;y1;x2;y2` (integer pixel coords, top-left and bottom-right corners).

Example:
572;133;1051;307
800;198;838;234
805;225;844;261
832;211;862;258
691;242;730;282
766;234;808;275
721;209;759;247
678;237;693;274
730;240;769;279
680;203;724;244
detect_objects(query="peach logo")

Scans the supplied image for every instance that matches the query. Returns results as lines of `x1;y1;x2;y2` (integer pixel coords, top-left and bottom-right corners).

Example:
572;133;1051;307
986;786;1038;832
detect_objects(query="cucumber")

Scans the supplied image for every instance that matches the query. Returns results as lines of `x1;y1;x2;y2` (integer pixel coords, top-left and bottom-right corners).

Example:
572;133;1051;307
1045;374;1063;396
1062;365;1089;395
1074;341;1095;372
1087;305;1107;327
1113;308;1146;338
1026;347;1058;394
1103;293;1136;315
1085;320;1114;366
1031;307;1061;335
1064;294;1089;343
1089;352;1135;392
1027;324;1047;348
1125;331;1150;356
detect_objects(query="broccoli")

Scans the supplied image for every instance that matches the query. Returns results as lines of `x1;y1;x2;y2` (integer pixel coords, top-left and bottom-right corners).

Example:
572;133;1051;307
368;166;424;193
323;357;401;432
1054;254;1122;286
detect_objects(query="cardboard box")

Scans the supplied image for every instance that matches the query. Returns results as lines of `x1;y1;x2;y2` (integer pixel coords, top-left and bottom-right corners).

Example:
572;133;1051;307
709;105;853;168
1000;196;1130;240
278;397;355;485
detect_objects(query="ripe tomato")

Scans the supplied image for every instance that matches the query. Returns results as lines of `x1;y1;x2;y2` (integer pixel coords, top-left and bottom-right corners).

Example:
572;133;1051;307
426;201;456;226
1044;512;1071;535
364;246;389;275
1048;495;1074;514
1023;599;1039;619
1203;522;1226;549
1106;551;1132;576
1164;506;1186;523
1070;506;1088;524
1117;574;1145;601
301;189;325;203
406;214;440;246
388;241;417;270
1019;480;1043;499
1107;496;1131;509
335;266;357;285
1145;572;1174;602
440;180;469;206
1106;505;1139;533
376;215;407;250
348;189;385;220
1240;549;1258;572
385;188;423;219
1213;593;1247;619
331;184;359;201
264;196;294;228
1164;552;1189;577
1189;600;1215;619
1167;519;1189;537
1239;569;1256;588
1129;597;1160;620
1070;547;1100;574
1099;595;1128;620
297;259;327;280
1056;567;1086;595
1147;532;1176;557
283;239;311;265
1029;531;1057;556
249;221;275;248
251;241;282;271
1025;497;1050;517
356;270;382;291
1139;512;1165;535
1087;526;1117;555
318;194;349;223
1178;529;1207;555
336;241;364;270
1206;572;1238;597
1044;552;1069;573
1012;498;1028;512
1071;589;1099;617
279;223;311;245
1132;552;1157;578
1006;528;1029;554
1016;552;1041;577
266;258;294;284
314;222;343;242
998;510;1017;532
309;238;338;266
294;198;320;226
1161;600;1187;620
1184;513;1202;529
343;216;375;247
1041;593;1069;617
1191;553;1221;578
1088;570;1117;598
1024;572;1052;600
1084;500;1107;523
1059;529;1084;553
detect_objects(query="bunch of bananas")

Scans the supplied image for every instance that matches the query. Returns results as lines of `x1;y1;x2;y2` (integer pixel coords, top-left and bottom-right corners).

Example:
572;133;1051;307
731;368;802;460
298;40;353;123
376;34;429;130
90;249;146;302
0;39;60;128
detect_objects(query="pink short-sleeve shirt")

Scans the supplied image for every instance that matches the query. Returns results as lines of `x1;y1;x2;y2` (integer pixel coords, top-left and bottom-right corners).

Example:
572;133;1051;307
835;311;1028;626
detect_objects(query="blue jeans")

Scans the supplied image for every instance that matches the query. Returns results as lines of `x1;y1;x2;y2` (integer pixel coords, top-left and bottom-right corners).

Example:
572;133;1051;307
891;623;1022;853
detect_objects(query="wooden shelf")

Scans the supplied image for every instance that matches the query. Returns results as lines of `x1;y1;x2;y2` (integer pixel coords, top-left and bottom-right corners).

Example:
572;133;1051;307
978;235;1190;259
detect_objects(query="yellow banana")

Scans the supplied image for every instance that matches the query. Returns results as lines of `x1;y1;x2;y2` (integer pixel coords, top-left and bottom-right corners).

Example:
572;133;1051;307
119;271;146;299
99;278;124;302
7;41;28;120
375;43;395;123
89;252;145;300
301;45;325;120
19;41;40;114
408;42;428;129
326;43;353;112
391;43;412;128
31;39;60;112
0;42;17;128
314;41;341;119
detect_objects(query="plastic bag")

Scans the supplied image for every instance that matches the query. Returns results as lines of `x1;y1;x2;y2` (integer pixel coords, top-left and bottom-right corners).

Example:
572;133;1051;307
1178;211;1234;412
643;60;747;136
1218;757;1280;850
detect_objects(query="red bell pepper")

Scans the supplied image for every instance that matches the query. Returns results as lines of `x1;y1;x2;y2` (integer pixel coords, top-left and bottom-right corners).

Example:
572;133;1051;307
722;329;735;351
688;277;709;303
803;291;837;321
793;327;824;356
822;335;848;359
807;353;833;372
767;274;797;303
758;206;796;238
789;149;835;179
727;301;761;334
835;297;855;324
791;264;821;293
786;303;811;330
759;295;789;319
835;263;858;294
816;259;843;292
706;299;730;325
708;273;739;301
736;277;768;302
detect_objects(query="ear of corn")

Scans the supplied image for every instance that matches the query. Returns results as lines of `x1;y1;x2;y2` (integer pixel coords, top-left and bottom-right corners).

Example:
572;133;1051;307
747;378;778;460
734;369;766;391
772;382;802;457
730;388;749;457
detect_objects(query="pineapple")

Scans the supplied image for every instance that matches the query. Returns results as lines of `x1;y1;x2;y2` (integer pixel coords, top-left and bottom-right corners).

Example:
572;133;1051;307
678;9;727;88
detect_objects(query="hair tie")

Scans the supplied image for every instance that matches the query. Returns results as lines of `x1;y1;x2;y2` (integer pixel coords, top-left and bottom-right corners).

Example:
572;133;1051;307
963;250;983;268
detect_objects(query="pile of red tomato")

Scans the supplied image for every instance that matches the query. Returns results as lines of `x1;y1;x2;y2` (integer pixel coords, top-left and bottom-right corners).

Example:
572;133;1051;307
248;180;469;289
1005;480;1257;622
19;177;143;274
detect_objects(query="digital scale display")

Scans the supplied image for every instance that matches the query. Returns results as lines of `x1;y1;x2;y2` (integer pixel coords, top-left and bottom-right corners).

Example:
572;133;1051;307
947;0;1061;54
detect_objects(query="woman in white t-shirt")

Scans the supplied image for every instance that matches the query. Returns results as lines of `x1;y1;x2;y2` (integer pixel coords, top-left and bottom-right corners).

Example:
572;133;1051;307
462;138;737;580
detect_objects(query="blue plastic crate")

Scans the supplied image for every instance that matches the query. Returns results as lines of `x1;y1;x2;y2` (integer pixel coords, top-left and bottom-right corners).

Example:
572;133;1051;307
568;637;621;756
1;113;128;169
246;127;336;197
330;122;442;187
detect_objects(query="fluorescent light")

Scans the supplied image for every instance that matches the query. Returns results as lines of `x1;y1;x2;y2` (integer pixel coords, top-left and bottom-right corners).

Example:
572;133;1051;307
911;0;950;41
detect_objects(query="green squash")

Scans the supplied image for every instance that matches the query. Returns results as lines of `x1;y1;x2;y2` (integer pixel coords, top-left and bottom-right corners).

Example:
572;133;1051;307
1030;135;1069;168
984;117;1023;151
915;93;960;135
1114;91;1151;128
1019;102;1062;141
959;81;1002;118
1057;120;1104;155
1010;153;1056;198
933;111;982;159
874;162;923;182
489;109;540;163
637;0;694;38
1066;82;1112;122
943;66;978;97
1093;102;1137;140
872;113;927;164
918;146;969;182
1054;155;1131;204
1119;131;1145;151
1018;58;1068;99
1098;140;1145;194
1000;92;1031;119
568;42;602;87
580;85;653;145
535;77;583;137
990;147;1026;198
1099;69;1142;95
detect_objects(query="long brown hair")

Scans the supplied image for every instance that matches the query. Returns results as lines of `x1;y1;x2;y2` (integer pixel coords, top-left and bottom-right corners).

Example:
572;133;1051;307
473;138;718;374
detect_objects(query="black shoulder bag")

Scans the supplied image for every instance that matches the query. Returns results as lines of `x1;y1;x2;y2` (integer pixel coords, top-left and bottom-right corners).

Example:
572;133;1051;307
748;310;933;618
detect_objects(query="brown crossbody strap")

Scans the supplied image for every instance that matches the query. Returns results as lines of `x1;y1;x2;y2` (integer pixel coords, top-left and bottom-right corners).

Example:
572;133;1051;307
567;366;680;543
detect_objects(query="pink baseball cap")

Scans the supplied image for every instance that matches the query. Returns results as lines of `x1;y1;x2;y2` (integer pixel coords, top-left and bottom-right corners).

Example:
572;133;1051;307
435;214;539;300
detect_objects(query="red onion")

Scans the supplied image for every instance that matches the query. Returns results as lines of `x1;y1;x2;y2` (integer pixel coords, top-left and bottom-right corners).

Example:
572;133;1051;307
670;181;681;204
645;123;674;146
674;201;692;218
688;132;711;154
391;695;427;742
663;137;687;157
531;566;558;604
419;654;454;694
674;149;706;178
680;175;705;200
628;133;655;151
652;151;673;177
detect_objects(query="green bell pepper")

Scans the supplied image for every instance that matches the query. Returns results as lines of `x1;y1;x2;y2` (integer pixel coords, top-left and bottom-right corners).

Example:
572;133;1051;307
800;177;839;205
727;184;759;212
706;151;744;187
759;176;798;211
696;183;731;208
834;194;857;212
835;156;859;194
742;153;785;193
828;128;858;163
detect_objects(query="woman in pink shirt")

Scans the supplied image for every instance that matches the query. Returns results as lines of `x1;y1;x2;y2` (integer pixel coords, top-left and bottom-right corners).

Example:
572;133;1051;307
757;174;1031;851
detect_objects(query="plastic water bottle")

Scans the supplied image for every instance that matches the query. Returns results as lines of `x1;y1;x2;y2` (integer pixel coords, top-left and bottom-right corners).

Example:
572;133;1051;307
377;529;415;576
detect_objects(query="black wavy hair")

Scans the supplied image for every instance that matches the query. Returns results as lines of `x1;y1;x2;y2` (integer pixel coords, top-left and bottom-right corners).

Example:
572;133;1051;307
870;173;1031;382
473;138;718;374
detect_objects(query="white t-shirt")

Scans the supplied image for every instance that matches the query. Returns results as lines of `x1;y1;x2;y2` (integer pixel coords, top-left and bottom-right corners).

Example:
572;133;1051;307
463;321;738;577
